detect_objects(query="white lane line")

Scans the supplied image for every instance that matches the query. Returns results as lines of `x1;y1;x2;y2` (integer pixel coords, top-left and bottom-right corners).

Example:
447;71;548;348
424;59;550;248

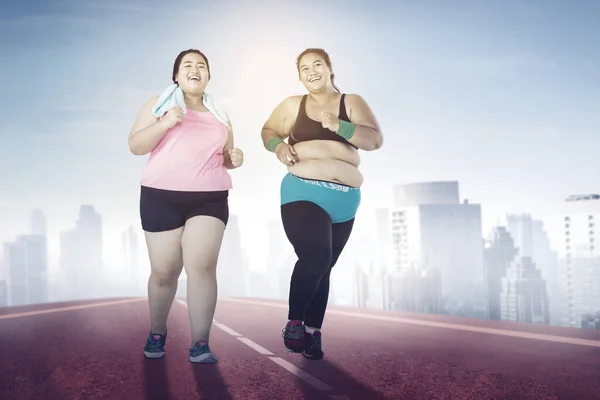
214;321;242;337
268;357;334;391
219;298;600;348
237;337;274;355
0;298;145;320
176;299;344;397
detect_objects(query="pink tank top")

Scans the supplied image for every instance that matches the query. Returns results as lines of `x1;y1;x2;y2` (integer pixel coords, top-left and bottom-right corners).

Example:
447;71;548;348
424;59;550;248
140;110;232;192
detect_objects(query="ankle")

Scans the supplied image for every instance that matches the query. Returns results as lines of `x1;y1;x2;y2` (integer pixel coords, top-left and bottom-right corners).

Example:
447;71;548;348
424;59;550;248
150;326;167;335
305;326;319;334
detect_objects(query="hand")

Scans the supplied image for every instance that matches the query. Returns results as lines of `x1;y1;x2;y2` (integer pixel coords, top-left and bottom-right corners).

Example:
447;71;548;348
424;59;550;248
274;142;299;166
163;106;184;128
228;148;244;168
321;112;340;132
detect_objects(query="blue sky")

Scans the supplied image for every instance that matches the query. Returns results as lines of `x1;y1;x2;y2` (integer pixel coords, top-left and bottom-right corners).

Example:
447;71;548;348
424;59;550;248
1;0;599;265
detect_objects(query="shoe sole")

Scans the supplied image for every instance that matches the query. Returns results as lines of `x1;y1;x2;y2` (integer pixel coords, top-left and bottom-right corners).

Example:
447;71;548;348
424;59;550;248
190;352;218;363
285;347;304;353
302;351;323;360
144;351;165;359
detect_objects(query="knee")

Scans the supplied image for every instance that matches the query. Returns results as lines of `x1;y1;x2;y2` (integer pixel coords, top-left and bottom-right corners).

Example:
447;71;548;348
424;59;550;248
297;245;332;276
186;260;218;279
150;269;180;286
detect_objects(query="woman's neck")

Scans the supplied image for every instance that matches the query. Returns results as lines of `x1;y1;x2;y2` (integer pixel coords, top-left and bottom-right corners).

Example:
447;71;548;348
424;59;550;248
308;87;339;104
184;93;206;111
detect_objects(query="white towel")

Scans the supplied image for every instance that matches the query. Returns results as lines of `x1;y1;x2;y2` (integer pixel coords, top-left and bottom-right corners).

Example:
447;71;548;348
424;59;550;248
152;84;231;130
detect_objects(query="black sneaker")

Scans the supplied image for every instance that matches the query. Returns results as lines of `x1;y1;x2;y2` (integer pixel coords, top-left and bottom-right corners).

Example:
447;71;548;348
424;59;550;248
282;320;305;353
303;330;323;360
143;331;167;359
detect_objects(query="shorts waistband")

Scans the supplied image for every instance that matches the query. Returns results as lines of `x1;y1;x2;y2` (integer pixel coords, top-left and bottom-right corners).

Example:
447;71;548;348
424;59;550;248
291;174;360;192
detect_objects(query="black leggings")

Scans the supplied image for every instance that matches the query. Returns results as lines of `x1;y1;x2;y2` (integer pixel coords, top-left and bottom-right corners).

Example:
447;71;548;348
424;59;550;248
281;201;354;329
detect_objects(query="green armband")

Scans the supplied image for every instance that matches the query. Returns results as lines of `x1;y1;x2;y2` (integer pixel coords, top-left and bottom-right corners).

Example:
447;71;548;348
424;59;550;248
336;120;355;140
267;137;284;152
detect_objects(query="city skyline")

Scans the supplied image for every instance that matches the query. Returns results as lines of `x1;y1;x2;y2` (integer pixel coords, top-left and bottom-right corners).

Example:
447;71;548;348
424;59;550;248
2;0;600;269
2;179;598;330
1;179;587;273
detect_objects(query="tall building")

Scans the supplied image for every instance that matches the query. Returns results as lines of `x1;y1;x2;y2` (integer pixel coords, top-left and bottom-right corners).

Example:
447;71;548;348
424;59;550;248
391;181;485;317
506;214;561;325
3;234;48;306
557;194;600;328
375;208;393;270
372;208;394;310
581;312;600;330
353;264;369;308
500;257;550;324
60;205;104;299
393;266;443;314
484;227;518;320
0;280;7;307
29;209;47;236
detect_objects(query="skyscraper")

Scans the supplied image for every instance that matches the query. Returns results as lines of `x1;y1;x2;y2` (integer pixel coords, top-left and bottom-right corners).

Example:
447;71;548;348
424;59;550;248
353;263;369;308
500;257;550;324
557;194;600;328
29;209;47;236
3;234;48;306
506;214;561;324
391;181;485;317
484;226;518;320
60;205;104;299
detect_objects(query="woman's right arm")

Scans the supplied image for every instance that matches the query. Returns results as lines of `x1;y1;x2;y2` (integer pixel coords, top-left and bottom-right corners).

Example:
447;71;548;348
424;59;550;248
261;96;299;165
261;97;292;149
128;96;173;156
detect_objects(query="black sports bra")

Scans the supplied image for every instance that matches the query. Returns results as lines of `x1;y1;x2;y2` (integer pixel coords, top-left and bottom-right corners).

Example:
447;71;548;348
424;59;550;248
288;94;357;149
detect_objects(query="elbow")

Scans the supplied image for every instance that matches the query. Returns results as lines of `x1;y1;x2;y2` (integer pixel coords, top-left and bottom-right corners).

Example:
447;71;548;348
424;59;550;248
128;137;148;156
372;136;383;150
364;133;383;151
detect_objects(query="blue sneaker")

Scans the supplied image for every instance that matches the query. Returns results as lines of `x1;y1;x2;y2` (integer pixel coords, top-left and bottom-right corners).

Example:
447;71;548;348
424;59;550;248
189;341;218;363
144;331;167;359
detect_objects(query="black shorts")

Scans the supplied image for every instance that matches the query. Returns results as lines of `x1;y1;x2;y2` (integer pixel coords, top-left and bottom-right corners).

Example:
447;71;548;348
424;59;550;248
139;185;229;232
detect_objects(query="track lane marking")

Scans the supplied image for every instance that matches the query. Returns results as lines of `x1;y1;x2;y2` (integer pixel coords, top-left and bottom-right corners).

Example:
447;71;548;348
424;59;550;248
176;299;344;398
0;298;145;320
219;298;600;348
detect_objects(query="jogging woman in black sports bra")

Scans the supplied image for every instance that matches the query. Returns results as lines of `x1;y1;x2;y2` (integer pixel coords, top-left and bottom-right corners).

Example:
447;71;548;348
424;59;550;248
260;48;384;360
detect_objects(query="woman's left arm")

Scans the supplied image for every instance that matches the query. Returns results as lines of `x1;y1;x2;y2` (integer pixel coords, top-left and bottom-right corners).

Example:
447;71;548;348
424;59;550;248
222;123;237;169
322;94;383;151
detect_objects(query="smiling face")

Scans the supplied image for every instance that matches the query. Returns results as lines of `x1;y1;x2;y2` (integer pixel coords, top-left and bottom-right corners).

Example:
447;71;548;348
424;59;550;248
172;50;211;95
297;51;332;93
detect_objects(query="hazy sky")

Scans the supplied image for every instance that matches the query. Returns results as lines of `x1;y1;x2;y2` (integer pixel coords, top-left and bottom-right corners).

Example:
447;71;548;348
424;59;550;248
1;0;599;266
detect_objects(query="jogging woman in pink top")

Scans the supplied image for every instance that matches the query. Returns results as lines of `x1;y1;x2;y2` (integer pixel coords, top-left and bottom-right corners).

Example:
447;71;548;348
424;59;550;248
128;49;243;364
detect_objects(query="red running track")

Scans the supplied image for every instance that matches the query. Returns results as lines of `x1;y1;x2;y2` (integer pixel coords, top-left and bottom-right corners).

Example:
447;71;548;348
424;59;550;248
1;296;599;400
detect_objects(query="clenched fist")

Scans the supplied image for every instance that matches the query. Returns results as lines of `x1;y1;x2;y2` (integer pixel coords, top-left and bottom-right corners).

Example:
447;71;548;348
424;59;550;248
163;106;185;128
320;112;340;132
228;148;244;168
274;142;298;166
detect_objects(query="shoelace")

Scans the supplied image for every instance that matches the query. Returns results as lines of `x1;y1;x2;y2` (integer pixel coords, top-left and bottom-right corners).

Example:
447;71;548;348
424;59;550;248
148;335;164;349
306;333;321;351
282;324;303;339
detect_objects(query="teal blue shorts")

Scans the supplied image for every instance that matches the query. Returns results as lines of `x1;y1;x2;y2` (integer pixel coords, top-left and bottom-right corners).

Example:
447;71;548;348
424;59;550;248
280;173;361;223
